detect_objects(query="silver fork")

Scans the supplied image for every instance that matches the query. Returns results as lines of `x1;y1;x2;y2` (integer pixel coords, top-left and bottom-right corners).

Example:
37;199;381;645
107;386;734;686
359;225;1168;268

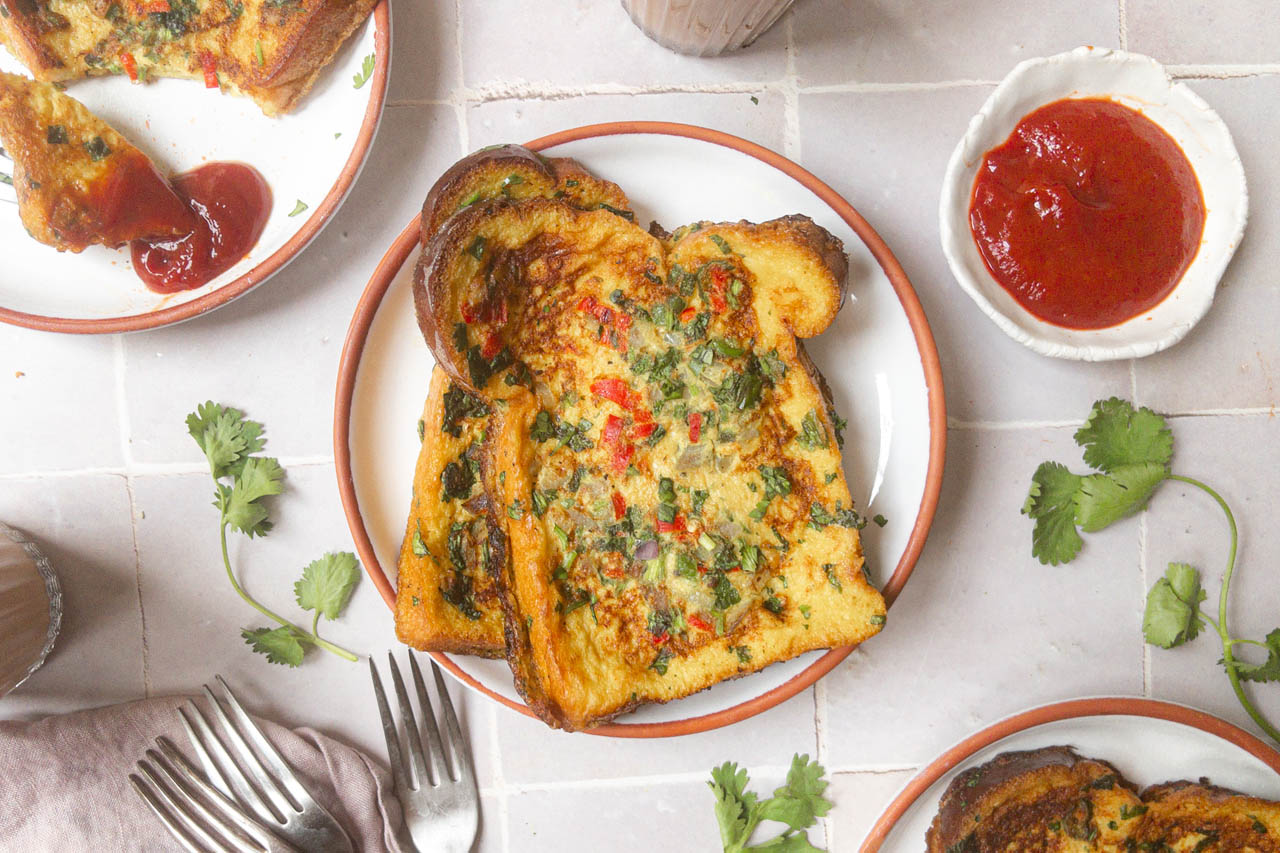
0;146;14;204
179;676;355;853
369;651;479;853
130;736;301;853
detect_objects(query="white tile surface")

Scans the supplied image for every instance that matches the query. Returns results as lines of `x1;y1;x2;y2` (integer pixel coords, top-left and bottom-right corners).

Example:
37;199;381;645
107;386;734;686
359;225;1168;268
469;90;786;153
461;0;788;88
5;3;1280;851
820;427;1146;769
0;328;123;474
1133;78;1280;413
1127;0;1280;65
792;0;1121;85
824;769;918;851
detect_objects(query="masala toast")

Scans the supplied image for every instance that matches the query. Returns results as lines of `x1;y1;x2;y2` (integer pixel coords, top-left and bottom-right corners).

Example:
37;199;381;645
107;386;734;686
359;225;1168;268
0;0;377;115
395;145;637;658
0;70;191;251
408;145;885;730
927;746;1280;852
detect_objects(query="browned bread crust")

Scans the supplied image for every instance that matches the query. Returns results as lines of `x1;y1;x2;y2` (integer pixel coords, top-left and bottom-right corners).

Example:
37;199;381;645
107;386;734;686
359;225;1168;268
927;747;1143;852
1134;780;1280;852
411;156;882;730
0;0;377;115
395;147;634;659
0;70;191;251
927;747;1280;852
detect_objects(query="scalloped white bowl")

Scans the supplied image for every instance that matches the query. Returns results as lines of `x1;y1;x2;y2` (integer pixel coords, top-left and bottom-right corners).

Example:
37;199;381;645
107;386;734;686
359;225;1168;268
940;46;1248;361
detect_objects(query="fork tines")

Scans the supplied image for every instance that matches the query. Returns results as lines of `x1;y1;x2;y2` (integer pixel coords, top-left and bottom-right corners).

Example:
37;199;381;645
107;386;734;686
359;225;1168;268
130;736;288;853
370;651;475;793
178;676;353;852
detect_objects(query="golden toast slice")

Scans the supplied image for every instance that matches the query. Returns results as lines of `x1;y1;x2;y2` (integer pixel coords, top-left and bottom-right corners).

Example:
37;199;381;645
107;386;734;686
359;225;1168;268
395;368;508;658
926;747;1280;852
926;747;1145;852
0;0;378;115
1133;781;1280;852
394;145;634;658
0;70;191;251
414;188;884;730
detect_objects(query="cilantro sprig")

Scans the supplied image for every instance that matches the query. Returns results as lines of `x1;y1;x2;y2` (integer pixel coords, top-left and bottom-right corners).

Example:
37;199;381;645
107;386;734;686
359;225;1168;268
188;402;360;666
1025;397;1280;744
709;754;831;852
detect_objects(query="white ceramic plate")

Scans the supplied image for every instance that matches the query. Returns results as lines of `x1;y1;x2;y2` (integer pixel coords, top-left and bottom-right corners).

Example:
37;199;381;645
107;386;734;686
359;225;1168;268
336;123;946;736
863;698;1280;851
0;4;389;334
940;46;1248;361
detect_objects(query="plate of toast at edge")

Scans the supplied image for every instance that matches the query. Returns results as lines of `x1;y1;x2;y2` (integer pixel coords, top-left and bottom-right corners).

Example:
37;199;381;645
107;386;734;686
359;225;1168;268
335;122;947;736
863;698;1280;852
0;0;388;333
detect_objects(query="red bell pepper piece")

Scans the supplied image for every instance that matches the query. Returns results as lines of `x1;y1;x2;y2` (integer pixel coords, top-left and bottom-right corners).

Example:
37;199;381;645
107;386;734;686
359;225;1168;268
199;51;219;89
687;411;702;443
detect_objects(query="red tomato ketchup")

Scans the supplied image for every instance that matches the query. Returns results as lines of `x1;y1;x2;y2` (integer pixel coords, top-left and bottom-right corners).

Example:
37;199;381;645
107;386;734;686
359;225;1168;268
131;162;272;294
968;97;1206;329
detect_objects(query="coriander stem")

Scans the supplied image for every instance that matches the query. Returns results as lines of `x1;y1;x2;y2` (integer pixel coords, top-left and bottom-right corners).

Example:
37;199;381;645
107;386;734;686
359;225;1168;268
219;522;358;663
1168;474;1280;744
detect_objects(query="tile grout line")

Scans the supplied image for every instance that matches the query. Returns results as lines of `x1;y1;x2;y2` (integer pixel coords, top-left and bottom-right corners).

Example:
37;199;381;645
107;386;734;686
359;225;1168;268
1140;510;1151;697
1118;0;1128;51
454;0;471;159
0;456;337;481
782;11;801;162
491;761;924;796
112;334;150;698
813;681;832;849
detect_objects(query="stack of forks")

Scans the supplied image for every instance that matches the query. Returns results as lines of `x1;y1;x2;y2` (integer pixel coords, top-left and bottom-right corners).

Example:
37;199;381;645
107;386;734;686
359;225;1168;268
131;652;479;853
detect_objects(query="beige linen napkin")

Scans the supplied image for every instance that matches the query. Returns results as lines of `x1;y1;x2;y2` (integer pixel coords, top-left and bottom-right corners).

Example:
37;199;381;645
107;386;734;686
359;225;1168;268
0;696;408;852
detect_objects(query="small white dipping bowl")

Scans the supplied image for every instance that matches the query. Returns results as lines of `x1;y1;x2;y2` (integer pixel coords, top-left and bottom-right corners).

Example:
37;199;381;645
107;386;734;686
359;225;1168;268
939;46;1248;361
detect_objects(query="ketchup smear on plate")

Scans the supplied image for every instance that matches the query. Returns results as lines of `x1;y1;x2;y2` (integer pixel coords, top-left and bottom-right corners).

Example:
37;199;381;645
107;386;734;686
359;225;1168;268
968;97;1205;330
130;162;272;294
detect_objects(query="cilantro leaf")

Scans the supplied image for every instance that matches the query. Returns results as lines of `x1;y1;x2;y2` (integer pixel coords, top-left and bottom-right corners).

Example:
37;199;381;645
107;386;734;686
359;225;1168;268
186;401;265;478
747;835;825;852
294;552;361;620
1234;629;1280;683
242;626;307;666
352;52;375;89
710;762;756;851
709;755;830;853
1074;462;1168;532
756;754;832;831
1143;562;1207;648
1023;462;1084;565
1075;397;1173;472
223;455;284;537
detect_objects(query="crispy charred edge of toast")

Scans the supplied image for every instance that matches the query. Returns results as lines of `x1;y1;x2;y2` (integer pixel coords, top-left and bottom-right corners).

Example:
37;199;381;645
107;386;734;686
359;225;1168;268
0;0;376;116
394;369;507;658
0;0;61;74
1135;779;1280;848
399;146;631;665
420;144;633;245
925;746;1139;851
243;0;380;116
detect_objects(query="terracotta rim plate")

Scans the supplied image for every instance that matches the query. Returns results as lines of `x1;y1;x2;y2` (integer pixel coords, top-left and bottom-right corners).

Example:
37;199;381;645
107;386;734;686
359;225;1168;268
861;697;1280;851
334;121;947;737
0;1;390;334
